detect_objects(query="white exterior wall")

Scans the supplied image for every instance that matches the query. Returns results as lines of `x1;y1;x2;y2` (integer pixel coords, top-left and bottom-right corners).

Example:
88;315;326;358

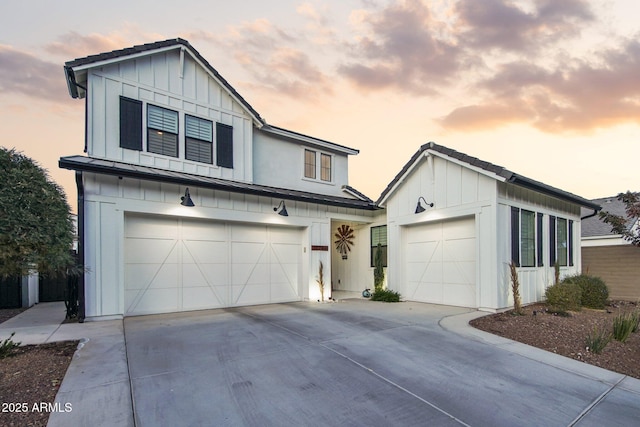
496;183;582;308
253;130;350;197
385;154;498;309
81;173;375;319
85;50;254;182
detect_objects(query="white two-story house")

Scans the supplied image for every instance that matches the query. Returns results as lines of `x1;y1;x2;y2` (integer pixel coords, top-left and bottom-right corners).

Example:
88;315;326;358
61;38;384;321
61;38;601;320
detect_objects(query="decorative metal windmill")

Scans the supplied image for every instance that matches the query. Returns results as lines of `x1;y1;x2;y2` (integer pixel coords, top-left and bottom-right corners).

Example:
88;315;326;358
334;224;355;259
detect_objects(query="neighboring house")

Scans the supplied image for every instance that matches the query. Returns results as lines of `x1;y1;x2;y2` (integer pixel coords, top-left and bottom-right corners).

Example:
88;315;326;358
377;143;601;311
581;195;640;300
60;39;382;321
59;39;602;320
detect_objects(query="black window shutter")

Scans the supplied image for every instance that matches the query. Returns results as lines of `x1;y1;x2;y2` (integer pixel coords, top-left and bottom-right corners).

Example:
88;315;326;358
511;207;520;267
120;97;142;150
568;220;574;266
549;216;556;265
537;212;544;267
216;123;233;168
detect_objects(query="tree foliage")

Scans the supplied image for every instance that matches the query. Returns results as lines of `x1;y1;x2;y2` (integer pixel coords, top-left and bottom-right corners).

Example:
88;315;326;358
0;147;76;277
599;191;640;246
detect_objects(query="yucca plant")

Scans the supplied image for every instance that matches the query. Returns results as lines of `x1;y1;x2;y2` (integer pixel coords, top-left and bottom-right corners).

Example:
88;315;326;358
509;261;523;315
0;332;21;359
612;313;635;343
585;327;611;354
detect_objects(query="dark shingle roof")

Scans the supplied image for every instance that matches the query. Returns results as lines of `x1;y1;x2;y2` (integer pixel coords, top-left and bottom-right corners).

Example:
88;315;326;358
59;156;378;211
581;195;637;237
377;142;601;210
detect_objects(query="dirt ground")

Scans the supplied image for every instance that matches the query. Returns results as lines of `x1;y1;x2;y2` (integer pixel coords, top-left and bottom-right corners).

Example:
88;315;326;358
1;311;77;427
470;301;640;380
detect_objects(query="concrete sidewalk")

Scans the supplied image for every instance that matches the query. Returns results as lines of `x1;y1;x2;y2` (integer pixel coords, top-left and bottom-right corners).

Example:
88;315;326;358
0;303;133;427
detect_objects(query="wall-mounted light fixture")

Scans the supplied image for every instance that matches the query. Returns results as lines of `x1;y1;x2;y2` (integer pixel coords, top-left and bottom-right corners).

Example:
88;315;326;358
180;187;195;207
415;196;434;214
273;200;289;216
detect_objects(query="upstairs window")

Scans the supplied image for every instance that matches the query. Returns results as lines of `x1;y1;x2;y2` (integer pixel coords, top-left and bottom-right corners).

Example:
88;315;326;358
185;115;213;164
216;123;233;168
147;105;178;157
370;225;388;267
304;149;316;179
321;153;331;182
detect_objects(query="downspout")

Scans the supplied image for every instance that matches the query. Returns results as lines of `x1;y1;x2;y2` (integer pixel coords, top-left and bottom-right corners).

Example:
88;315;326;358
75;171;86;323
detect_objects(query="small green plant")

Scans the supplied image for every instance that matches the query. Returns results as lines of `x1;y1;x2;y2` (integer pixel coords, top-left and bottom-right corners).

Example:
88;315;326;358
545;282;581;312
371;289;401;302
631;309;639;333
612;312;635;342
0;332;21;359
562;274;609;309
373;243;385;293
585;327;611;354
509;261;523;315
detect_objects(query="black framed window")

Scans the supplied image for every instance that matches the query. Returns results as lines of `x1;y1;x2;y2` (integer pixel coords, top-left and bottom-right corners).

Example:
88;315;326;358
147;104;178;157
216;123;233;168
119;97;142;151
520;210;536;267
304;149;316;179
321;153;331;182
370;226;388;267
557;218;568;266
185;115;213;164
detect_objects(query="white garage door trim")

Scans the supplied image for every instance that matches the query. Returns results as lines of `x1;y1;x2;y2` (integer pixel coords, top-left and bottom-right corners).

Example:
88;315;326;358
403;216;477;308
124;214;302;316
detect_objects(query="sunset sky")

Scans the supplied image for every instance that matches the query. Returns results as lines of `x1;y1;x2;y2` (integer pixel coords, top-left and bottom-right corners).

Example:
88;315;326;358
1;0;639;210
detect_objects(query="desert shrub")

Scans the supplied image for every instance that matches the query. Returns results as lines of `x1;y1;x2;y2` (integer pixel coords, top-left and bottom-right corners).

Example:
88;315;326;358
631;310;640;333
0;332;21;359
545;282;581;312
613;313;635;342
562;274;609;309
585;327;611;354
371;289;401;302
509;261;523;315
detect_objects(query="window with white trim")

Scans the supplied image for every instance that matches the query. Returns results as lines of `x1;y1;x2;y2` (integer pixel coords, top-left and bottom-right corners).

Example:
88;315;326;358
185;115;213;164
304;149;316;179
147;105;178;157
370;226;388;267
511;207;542;268
321;153;331;182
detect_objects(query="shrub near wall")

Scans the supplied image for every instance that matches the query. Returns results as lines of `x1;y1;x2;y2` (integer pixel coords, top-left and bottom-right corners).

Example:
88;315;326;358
545;282;582;312
562;274;609;309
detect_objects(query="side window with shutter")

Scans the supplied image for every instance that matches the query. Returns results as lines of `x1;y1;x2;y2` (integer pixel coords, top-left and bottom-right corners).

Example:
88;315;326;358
216;123;233;168
120;97;142;151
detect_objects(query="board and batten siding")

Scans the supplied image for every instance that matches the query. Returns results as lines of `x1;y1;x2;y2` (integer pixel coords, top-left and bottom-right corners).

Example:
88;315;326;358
496;182;582;308
582;245;640;300
385;154;498;309
79;173;376;319
85;49;253;183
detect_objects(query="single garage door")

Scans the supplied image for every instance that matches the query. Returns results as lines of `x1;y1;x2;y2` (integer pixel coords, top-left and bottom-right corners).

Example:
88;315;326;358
403;217;476;307
124;214;302;316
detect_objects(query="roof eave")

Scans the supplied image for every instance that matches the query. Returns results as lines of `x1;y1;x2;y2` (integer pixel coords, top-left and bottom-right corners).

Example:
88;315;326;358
59;156;379;211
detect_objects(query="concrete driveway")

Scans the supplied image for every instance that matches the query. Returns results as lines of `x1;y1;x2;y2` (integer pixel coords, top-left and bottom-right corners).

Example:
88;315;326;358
122;301;640;426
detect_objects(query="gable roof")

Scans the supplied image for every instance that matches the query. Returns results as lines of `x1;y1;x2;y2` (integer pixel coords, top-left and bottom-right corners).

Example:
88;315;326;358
377;142;601;211
64;38;359;157
582;195;638;237
59;155;379;211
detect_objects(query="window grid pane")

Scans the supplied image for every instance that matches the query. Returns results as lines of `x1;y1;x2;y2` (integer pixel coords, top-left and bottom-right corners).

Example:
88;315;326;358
185;137;212;164
371;226;388;267
148;105;178;133
520;210;535;267
148;130;178;157
305;150;316;179
186;115;213;141
321;153;331;181
557;218;568;266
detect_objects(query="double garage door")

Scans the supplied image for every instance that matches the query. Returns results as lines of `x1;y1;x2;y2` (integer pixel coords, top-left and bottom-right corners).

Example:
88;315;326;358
124;214;302;316
403;217;477;308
